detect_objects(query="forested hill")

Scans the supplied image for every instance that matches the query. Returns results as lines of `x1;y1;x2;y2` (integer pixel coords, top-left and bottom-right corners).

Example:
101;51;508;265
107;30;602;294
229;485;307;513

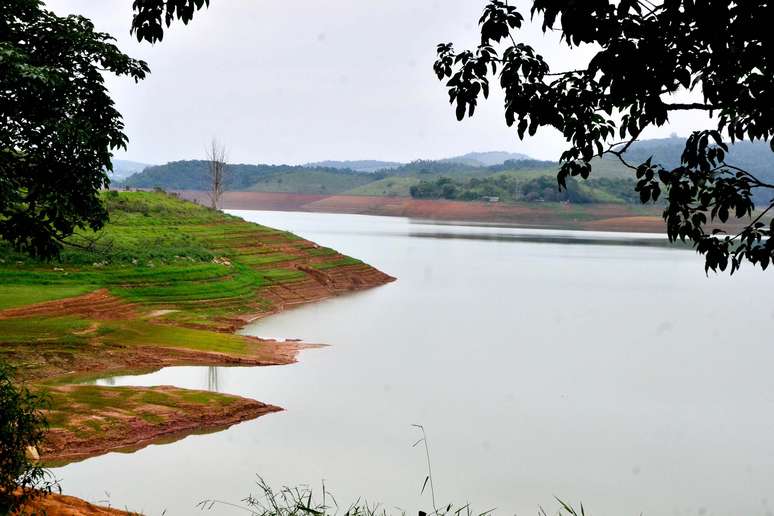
124;160;381;193
122;139;774;204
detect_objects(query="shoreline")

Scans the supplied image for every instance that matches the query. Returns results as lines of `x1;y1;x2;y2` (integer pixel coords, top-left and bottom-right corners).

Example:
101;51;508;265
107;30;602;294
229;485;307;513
0;191;396;515
25;267;393;465
176;190;672;233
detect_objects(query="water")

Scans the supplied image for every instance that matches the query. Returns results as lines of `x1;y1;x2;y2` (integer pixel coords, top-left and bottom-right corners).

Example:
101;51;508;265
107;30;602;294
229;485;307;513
54;211;774;516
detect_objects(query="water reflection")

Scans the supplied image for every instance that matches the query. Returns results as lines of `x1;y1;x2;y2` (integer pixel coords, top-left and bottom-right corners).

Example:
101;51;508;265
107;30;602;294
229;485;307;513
207;366;220;392
407;230;686;247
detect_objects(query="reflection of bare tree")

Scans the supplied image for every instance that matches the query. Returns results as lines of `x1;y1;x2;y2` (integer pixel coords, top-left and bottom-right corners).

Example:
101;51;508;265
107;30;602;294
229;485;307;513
207;366;219;392
102;377;116;386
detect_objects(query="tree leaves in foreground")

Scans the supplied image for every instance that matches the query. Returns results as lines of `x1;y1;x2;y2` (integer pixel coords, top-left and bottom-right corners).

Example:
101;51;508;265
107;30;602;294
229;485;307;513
434;1;774;273
131;0;210;43
0;362;53;514
0;0;149;258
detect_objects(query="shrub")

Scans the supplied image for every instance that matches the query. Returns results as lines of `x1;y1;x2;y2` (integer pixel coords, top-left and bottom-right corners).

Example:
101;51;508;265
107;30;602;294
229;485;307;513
0;362;54;513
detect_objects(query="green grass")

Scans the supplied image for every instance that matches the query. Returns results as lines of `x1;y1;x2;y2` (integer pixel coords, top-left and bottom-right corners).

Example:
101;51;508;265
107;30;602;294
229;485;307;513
248;170;375;194
101;320;250;355
46;384;243;438
0;285;94;310
0;317;92;346
0;191;368;325
238;253;298;266
345;176;420;196
312;257;363;270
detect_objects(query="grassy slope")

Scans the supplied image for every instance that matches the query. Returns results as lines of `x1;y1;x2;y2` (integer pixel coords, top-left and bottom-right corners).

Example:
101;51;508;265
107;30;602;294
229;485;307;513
344;176;420;196
248;169;376;194
0;191;389;461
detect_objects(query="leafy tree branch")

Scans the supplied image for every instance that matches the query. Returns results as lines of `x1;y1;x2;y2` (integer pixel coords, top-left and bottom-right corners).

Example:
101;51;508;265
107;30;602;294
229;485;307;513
434;0;774;273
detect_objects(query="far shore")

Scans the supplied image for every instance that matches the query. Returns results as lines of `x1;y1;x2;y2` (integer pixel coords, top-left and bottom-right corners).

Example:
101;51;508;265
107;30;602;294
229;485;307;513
176;190;670;233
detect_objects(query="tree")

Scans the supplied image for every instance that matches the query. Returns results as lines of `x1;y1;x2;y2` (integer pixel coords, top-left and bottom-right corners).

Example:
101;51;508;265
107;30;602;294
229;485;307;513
130;0;211;43
1;0;149;258
434;1;774;273
0;362;53;513
206;139;228;210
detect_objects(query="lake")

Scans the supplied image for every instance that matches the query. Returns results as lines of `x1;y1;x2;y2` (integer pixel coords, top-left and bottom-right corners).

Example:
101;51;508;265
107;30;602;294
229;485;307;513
53;210;774;516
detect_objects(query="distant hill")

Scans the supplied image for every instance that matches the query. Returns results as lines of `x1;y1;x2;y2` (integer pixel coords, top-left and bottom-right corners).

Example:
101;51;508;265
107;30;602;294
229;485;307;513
305;152;534;171
120;139;772;205
612;137;774;202
305;160;402;173
124;160;378;194
443;151;532;167
110;159;153;181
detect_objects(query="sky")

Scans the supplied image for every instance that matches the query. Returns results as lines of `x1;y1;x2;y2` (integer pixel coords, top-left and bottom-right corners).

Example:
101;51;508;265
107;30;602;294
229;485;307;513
50;1;712;166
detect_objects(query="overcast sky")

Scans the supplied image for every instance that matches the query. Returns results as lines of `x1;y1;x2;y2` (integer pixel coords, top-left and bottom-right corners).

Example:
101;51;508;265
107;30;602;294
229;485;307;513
50;1;711;165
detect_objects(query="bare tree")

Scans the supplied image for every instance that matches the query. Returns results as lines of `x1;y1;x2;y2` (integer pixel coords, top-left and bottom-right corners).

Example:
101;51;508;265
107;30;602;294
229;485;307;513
205;139;228;210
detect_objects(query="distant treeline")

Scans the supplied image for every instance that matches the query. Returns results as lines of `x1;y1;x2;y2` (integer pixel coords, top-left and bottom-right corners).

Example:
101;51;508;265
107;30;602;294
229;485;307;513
409;176;641;204
124;160;386;192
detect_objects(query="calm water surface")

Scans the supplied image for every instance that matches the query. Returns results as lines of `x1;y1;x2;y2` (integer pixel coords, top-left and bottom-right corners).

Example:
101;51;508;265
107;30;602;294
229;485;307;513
54;211;774;516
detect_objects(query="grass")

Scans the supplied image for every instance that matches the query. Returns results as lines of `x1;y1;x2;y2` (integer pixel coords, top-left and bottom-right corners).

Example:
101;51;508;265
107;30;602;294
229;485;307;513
0;317;92;346
249;170;376;195
312;257;363;270
0;191;384;462
0;191;369;322
45;384;243;441
345;176;420;197
100;319;250;355
0;285;94;310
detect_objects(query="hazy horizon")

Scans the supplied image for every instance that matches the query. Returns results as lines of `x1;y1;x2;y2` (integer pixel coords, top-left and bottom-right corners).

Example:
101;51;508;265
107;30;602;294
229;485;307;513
50;1;712;166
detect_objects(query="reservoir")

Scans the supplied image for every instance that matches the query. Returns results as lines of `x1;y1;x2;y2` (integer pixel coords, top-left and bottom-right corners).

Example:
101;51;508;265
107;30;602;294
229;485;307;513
54;210;774;516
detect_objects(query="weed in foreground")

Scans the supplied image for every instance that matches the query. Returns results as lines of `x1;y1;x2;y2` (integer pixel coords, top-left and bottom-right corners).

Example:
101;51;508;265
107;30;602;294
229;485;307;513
196;425;589;516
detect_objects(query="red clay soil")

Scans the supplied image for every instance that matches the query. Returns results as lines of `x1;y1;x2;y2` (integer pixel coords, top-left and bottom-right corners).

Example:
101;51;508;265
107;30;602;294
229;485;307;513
0;289;137;320
22;337;304;386
245;264;394;321
15;492;136;515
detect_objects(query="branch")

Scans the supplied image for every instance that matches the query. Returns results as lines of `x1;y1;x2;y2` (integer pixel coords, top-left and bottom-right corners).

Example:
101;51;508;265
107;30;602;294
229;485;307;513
664;102;716;111
730;201;774;242
720;163;774;190
544;69;587;77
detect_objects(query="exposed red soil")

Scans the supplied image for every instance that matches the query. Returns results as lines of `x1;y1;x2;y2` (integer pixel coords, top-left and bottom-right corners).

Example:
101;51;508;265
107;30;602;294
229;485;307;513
0;289;136;321
252;264;394;317
582;215;666;233
177;190;666;232
21;338;305;385
4;263;392;463
15;491;137;515
41;386;281;464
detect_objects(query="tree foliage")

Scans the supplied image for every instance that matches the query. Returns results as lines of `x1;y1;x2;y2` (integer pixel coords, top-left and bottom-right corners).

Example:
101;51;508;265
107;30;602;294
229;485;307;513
0;362;52;513
435;0;774;273
1;0;149;258
131;0;211;43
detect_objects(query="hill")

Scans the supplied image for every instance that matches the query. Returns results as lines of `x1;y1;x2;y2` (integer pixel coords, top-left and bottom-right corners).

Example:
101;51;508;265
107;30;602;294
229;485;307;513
124;160;377;192
119;139;773;206
305;151;535;171
110;159;152;181
304;160;402;172
443;151;532;167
